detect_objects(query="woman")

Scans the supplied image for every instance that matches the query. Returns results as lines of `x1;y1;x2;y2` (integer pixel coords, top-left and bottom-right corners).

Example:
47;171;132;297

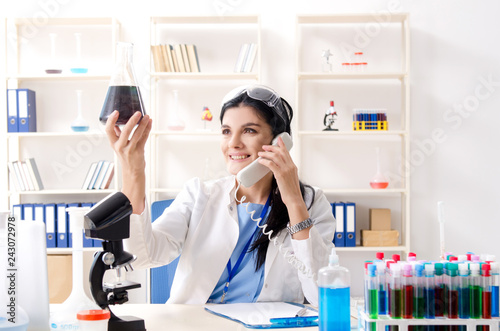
105;84;335;305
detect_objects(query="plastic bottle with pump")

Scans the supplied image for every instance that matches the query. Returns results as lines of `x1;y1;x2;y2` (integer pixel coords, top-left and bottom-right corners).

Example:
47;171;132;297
318;248;350;331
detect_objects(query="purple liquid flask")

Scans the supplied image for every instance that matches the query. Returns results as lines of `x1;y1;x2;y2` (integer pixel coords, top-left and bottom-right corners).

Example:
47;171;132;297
99;42;146;126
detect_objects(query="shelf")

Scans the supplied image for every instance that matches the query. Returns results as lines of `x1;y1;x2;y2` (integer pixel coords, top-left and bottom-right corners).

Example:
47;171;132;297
151;16;259;25
7;131;107;138
336;246;407;252
299;130;407;137
150;72;258;80
47;247;101;255
296;13;409;24
13;17;119;26
322;188;407;195
298;72;407;80
151;130;220;136
6;74;111;81
9;189;115;196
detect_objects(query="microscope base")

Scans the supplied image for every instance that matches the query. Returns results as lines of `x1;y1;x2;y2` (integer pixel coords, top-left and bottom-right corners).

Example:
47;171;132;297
109;315;146;331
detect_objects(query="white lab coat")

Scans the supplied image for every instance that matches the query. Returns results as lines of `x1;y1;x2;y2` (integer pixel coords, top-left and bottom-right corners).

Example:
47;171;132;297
124;176;335;306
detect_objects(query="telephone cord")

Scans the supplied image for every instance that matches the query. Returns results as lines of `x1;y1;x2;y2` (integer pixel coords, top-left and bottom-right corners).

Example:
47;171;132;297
234;182;316;280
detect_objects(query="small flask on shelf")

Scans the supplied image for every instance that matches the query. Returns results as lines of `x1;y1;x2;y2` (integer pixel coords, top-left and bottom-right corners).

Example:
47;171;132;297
45;33;62;74
70;32;88;74
370;147;389;189
99;42;146;126
318;248;351;331
71;90;90;132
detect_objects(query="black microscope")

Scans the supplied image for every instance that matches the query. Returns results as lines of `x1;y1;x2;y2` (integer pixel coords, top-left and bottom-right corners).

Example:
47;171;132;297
84;192;146;331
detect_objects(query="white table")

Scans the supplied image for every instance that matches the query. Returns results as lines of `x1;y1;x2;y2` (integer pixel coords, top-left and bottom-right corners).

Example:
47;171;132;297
110;304;319;331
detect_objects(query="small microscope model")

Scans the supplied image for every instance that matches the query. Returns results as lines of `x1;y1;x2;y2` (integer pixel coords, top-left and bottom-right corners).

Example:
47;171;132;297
323;100;338;131
84;192;146;331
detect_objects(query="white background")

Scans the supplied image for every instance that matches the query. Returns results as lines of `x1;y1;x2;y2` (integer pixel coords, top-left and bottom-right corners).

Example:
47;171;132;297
1;0;500;297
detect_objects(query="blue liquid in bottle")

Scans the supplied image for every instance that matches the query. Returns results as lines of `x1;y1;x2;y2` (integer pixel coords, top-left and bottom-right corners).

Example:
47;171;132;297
319;287;351;331
492;286;499;317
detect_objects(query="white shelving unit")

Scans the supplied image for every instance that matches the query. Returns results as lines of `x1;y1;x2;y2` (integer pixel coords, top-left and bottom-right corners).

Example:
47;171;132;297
3;16;121;242
295;13;411;253
147;15;262;204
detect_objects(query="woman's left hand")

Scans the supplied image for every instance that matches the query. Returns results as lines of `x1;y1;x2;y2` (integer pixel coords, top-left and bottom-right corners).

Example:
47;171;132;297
258;136;304;208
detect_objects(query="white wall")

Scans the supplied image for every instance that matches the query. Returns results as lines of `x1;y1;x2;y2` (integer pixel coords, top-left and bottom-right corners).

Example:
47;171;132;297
2;0;500;296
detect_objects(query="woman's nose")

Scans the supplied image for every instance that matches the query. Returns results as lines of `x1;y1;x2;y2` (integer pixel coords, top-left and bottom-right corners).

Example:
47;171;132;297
228;133;242;148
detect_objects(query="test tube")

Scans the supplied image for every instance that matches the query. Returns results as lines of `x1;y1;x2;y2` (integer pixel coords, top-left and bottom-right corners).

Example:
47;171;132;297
402;264;414;319
469;263;482;319
366;264;378;331
392;254;401;263
490;262;499;317
446;263;459;319
458;263;470;319
424;264;436;319
482;264;492;319
389;264;402;331
434;263;445;318
375;261;387;315
414;264;425;319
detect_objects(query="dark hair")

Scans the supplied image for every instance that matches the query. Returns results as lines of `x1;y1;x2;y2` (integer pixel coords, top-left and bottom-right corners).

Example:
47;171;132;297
220;91;315;271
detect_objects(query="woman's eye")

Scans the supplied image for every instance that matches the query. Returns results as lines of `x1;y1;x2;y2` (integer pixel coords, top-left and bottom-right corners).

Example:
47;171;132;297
221;129;230;135
244;128;256;133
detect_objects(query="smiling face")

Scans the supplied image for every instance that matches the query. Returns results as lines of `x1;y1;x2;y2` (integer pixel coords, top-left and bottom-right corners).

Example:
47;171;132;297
220;105;274;176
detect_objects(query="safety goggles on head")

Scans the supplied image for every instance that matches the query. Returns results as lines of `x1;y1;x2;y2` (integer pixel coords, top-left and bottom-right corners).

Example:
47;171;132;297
221;85;289;128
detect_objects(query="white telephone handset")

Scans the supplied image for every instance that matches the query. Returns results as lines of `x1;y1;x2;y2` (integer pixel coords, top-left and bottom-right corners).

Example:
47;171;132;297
236;132;293;187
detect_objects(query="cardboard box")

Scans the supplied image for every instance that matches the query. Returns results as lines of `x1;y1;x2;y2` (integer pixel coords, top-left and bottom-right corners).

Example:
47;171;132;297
361;230;399;247
369;208;391;230
47;254;72;303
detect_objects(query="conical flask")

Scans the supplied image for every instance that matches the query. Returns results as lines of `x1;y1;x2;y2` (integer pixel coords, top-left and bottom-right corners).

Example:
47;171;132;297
369;147;389;189
99;42;146;125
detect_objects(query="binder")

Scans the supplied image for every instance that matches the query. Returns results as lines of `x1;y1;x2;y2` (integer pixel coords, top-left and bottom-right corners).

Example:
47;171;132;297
56;203;68;248
44;203;57;248
333;202;345;247
82;162;98;190
81;203;94;247
33;204;45;222
67;202;81;248
100;163;114;189
21;161;35;191
93;161;109;189
345;202;356;247
12;204;24;220
7;162;21;191
23;204;34;221
88;161;104;190
7;89;18;132
17;89;37;132
11;161;26;191
26;158;44;190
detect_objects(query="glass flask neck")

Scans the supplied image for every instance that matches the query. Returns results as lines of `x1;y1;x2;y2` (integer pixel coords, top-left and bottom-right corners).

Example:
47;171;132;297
110;42;137;86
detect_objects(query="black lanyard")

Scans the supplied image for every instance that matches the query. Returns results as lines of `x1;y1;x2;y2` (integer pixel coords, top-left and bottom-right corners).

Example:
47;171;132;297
220;194;271;303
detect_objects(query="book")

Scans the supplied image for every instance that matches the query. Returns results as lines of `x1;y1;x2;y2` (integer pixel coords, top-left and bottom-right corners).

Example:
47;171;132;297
242;43;257;73
165;45;175;72
8;162;22;191
170;47;180;72
186;44;200;73
100;162;114;189
11;161;26;191
180;44;191;72
93;161;110;189
160;44;172;72
82;162;98;190
173;44;186;72
20;161;35;191
25;158;44;191
151;45;161;72
234;43;249;72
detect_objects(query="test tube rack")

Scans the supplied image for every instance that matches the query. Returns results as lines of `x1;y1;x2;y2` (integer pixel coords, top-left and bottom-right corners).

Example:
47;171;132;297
359;311;500;331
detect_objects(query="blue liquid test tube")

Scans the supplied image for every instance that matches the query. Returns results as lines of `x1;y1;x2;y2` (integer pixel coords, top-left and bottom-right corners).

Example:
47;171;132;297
375;261;388;315
490;262;499;317
458;263;470;319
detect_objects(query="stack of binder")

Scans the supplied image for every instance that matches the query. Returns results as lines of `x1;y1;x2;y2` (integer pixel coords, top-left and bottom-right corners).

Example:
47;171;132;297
331;202;356;247
7;88;37;133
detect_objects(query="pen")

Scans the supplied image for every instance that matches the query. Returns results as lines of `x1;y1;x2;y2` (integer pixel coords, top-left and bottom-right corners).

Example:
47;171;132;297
270;316;318;327
295;307;309;317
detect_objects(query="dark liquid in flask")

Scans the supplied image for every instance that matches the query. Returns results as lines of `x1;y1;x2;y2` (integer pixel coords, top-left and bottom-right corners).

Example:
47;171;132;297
99;85;146;125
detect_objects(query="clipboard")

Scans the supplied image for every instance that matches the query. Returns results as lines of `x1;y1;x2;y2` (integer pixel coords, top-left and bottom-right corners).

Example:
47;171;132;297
204;302;318;329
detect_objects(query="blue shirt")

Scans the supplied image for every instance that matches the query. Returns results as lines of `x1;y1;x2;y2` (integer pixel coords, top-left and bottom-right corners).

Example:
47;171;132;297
207;203;269;303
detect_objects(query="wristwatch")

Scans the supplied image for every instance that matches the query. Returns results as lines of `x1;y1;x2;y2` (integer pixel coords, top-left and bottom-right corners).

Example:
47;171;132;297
287;218;314;235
